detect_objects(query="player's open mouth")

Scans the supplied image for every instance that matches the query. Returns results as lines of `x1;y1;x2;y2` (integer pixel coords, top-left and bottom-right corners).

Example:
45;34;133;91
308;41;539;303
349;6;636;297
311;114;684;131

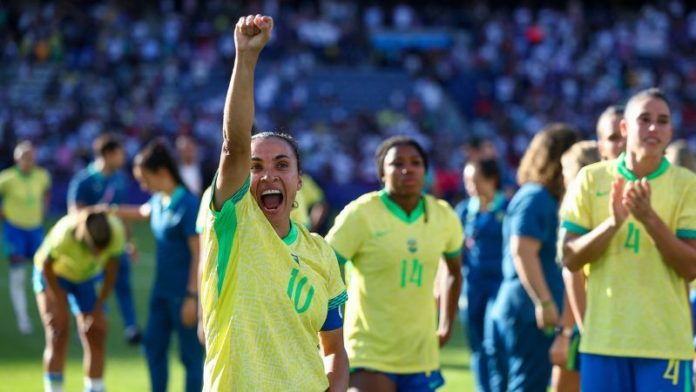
260;189;284;211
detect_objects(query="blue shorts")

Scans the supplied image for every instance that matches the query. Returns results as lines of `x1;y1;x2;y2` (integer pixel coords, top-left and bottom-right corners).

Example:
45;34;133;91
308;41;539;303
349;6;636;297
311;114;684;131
3;221;43;263
580;353;692;392
351;368;445;391
33;267;100;315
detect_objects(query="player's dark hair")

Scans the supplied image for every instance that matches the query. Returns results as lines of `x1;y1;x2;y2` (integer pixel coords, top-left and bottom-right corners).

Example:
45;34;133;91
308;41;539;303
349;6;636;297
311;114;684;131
84;211;111;249
469;158;502;190
251;132;303;173
375;136;429;181
134;138;186;188
93;133;123;157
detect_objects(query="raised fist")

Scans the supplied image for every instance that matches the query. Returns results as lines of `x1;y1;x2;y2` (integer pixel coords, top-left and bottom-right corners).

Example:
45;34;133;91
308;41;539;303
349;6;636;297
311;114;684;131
235;14;274;53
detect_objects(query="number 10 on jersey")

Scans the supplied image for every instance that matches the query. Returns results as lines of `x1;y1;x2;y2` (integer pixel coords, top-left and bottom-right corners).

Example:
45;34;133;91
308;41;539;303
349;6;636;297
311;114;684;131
401;259;423;288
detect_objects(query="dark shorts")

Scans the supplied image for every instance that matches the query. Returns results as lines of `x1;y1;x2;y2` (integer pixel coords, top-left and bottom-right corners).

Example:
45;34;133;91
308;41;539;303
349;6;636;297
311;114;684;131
33;267;100;315
580;353;692;392
3;221;43;263
351;368;445;391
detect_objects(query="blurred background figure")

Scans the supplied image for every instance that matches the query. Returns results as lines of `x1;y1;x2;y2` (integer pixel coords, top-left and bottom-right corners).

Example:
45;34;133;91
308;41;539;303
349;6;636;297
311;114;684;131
176;135;203;197
455;158;509;392
0;141;51;334
666;139;696;172
67;133;142;345
291;174;329;232
595;106;626;161
486;124;578;392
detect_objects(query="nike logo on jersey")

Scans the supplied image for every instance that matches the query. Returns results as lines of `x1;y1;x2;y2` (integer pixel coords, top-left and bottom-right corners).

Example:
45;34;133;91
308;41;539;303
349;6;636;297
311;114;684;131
374;230;389;237
595;190;610;197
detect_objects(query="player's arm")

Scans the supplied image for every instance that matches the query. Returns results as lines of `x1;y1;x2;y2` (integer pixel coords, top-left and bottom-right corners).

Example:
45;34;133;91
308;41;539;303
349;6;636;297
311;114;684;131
214;15;273;210
563;268;586;331
625;178;696;280
437;253;462;347
511;235;558;329
181;235;200;327
563;177;628;271
42;256;68;308
93;257;119;314
110;203;151;221
319;328;348;392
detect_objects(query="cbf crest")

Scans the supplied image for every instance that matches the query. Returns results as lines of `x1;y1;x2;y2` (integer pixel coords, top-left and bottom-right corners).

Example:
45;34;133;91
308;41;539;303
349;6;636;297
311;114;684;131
407;238;418;253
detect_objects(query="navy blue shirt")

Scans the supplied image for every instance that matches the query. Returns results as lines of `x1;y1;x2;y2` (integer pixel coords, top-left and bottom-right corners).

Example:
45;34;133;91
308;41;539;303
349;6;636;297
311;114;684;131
67;163;127;207
455;191;508;284
149;186;199;297
494;183;564;322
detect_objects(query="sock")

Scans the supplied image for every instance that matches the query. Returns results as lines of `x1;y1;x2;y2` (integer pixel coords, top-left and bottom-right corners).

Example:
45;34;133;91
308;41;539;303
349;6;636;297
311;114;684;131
84;377;105;392
9;267;31;332
44;373;64;392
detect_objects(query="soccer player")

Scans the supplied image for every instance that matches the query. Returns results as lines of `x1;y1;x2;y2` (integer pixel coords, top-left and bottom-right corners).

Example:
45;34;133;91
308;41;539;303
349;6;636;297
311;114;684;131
0;141;51;334
596;105;626;161
455;158;508;392
290;173;329;232
326;135;464;392
198;15;348;390
486;123;578;392
67;133;141;344
561;88;696;391
549;141;600;392
111;139;203;392
34;208;125;392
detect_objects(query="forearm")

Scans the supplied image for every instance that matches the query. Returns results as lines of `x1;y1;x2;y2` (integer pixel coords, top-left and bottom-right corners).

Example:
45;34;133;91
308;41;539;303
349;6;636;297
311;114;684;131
559;292;575;329
43;261;65;300
438;268;462;335
514;253;552;305
223;55;257;148
563;217;620;271
642;213;696;280
96;259;119;308
563;268;586;331
112;204;148;221
324;350;349;392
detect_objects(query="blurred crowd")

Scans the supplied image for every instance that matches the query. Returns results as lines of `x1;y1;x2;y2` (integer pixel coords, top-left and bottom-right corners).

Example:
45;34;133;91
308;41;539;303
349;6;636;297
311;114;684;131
3;0;696;207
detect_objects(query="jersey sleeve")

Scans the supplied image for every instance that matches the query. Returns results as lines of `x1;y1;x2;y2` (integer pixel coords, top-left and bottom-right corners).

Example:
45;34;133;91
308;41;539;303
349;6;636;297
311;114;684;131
442;203;464;258
676;177;696;239
67;175;87;206
508;189;552;241
322;242;347;310
0;170;9;196
560;167;593;235
325;201;369;263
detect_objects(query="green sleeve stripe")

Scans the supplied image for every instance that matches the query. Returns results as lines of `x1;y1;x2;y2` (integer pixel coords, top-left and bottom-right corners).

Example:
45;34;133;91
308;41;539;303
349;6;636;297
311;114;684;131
334;250;348;265
562;220;591;235
328;291;348;310
676;229;696;239
443;247;462;259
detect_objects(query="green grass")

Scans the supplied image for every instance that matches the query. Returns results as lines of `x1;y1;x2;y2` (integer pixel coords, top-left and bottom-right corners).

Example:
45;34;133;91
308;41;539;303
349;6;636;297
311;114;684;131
0;221;474;391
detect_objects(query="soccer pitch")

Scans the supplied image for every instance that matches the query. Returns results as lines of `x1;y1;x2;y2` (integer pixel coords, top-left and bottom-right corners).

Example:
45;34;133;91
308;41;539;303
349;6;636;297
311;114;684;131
0;221;473;391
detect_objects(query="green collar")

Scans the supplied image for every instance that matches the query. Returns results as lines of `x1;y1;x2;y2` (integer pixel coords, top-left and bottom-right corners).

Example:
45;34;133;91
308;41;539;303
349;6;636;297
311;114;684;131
616;152;670;181
379;190;424;224
163;185;187;210
282;221;299;245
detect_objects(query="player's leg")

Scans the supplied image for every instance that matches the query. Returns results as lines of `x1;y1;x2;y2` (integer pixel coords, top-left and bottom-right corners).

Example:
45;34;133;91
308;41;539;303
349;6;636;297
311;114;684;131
348;369;397;392
172;297;204;392
74;280;107;392
505;318;554;392
114;253;141;344
144;295;173;392
35;268;70;391
466;283;489;391
635;357;693;392
484;314;508;392
5;222;33;333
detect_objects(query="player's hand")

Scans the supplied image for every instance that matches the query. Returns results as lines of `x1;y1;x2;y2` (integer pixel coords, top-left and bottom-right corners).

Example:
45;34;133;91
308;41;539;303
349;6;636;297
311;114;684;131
235;14;273;54
181;297;198;327
126;241;139;263
610;177;629;227
437;326;453;347
82;308;106;336
535;301;559;330
549;333;569;367
623;178;654;224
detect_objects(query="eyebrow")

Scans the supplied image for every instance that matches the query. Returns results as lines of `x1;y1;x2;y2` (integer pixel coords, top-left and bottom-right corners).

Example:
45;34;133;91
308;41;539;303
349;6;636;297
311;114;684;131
251;154;291;161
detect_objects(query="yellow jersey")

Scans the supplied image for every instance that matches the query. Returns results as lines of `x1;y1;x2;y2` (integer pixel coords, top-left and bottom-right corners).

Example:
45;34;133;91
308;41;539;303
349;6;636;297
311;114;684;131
561;155;696;360
0;166;51;228
33;213;125;282
290;174;325;228
326;191;463;373
199;177;346;391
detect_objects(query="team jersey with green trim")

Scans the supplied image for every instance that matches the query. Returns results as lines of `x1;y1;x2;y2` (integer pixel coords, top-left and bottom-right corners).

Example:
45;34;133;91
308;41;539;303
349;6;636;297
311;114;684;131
560;155;696;360
326;190;464;373
33;214;125;282
196;186;212;235
0;166;51;228
199;177;347;391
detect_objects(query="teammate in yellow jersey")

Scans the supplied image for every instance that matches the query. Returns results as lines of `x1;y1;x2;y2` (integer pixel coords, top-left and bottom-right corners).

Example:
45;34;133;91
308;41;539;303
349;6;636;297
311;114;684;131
0;141;51;334
291;174;329;232
562;88;696;391
198;14;348;391
33;209;125;392
326;136;464;392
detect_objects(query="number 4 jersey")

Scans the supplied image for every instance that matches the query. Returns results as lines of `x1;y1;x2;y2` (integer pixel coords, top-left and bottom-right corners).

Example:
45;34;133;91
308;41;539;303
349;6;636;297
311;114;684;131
326;191;463;373
199;177;347;391
560;155;696;360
